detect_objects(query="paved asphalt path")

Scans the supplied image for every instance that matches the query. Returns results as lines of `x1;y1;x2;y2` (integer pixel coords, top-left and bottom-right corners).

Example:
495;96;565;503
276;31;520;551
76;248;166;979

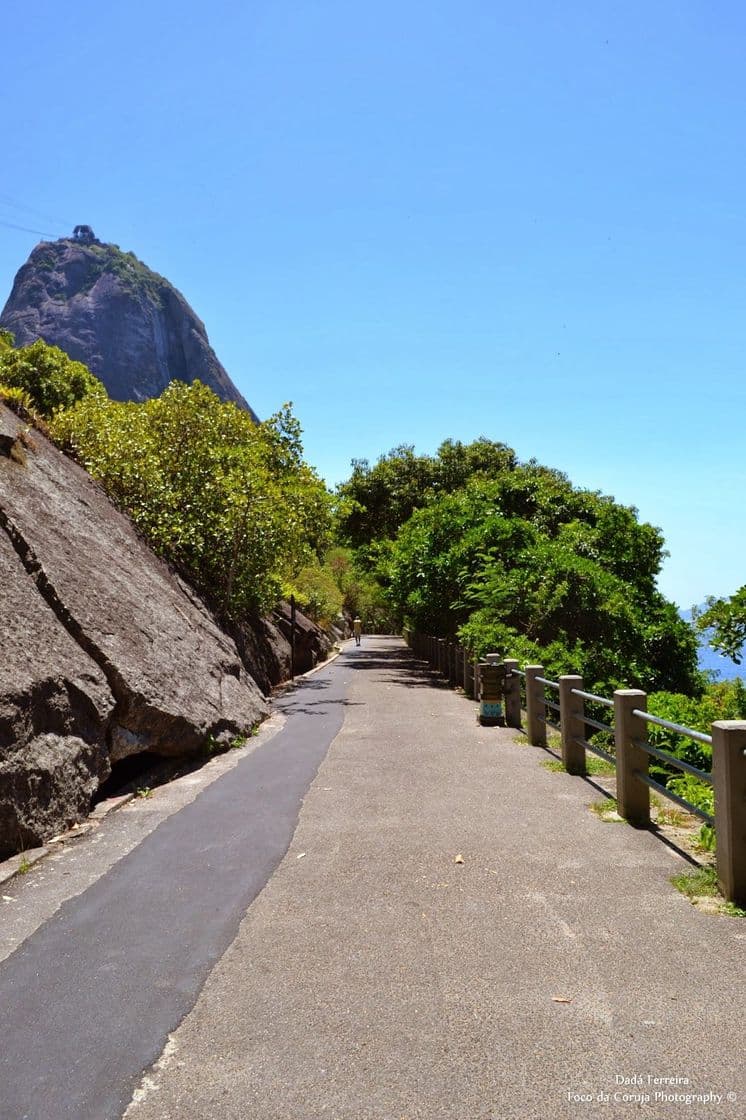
127;637;745;1120
3;638;746;1120
0;656;354;1120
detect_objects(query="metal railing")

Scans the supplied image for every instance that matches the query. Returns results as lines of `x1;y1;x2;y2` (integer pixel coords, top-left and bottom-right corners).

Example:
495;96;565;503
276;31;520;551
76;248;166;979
629;711;714;825
405;631;746;907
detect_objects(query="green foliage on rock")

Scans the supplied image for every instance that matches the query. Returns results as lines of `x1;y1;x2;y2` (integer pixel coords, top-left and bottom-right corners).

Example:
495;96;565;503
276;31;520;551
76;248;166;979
0;339;104;417
51;382;331;616
75;241;168;304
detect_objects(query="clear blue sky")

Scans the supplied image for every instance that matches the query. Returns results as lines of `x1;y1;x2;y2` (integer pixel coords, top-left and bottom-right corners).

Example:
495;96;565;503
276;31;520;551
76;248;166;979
2;1;744;608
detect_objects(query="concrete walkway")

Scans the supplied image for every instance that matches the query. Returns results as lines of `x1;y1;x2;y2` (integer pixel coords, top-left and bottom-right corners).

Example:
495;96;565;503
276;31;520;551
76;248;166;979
127;637;745;1120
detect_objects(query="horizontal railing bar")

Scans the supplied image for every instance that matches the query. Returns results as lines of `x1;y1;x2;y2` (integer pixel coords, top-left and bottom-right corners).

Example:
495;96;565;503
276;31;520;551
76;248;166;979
582;714;614;735
544;698;561;713
631;710;713;746
536;676;560;691
632;740;713;784
573;736;615;765
633;771;714;825
571;689;614;708
512;669;526;678
545;719;562;734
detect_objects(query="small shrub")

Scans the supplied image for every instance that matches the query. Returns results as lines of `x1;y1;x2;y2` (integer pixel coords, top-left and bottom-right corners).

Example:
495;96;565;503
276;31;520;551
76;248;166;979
671;867;745;916
0;339;105;418
590;796;622;821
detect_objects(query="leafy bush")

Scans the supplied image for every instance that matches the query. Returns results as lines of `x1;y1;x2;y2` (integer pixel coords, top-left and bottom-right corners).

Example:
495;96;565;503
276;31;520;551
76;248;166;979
0;383;35;414
51;382;331;616
644;681;746;848
290;564;344;628
0;339;104;417
378;465;699;695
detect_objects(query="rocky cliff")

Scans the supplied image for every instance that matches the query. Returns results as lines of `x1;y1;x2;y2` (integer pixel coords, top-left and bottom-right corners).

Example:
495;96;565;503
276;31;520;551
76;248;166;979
0;229;257;418
0;402;269;856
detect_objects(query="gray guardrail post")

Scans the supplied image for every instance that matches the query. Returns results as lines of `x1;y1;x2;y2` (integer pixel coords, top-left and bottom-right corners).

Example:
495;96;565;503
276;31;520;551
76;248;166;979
503;659;521;729
711;721;746;906
525;665;546;747
559;675;586;775
614;689;650;826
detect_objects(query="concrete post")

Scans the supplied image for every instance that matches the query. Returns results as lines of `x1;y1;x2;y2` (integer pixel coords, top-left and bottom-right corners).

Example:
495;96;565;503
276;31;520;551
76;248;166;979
438;639;446;675
711;721;746;906
559;676;586;775
614;689;650;826
462;647;470;694
475;661;484;701
503;659;521;729
525;666;546;747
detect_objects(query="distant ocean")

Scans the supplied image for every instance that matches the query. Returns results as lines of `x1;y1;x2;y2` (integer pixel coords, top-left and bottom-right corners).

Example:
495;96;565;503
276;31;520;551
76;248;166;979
681;608;744;682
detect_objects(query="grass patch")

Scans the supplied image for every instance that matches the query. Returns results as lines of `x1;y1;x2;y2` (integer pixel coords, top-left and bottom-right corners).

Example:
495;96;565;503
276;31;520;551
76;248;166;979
671;867;746;917
655;806;689;828
541;754;615;777
17;855;31;874
590;796;623;822
586;755;615;776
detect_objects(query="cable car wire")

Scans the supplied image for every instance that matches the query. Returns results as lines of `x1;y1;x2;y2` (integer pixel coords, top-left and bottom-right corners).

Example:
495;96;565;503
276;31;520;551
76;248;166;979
0;218;59;238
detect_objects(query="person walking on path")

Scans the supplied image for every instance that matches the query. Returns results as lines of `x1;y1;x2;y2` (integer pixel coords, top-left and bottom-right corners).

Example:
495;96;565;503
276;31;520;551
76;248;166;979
353;616;362;646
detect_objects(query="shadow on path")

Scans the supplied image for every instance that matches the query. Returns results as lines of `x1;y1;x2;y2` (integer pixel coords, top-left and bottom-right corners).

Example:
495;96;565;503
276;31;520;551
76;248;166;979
344;643;454;690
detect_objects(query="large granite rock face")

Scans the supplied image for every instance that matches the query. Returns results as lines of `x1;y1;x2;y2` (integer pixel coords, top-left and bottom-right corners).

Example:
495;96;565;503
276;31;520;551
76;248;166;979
275;601;334;672
230;614;292;697
0;231;258;418
0;530;114;853
0;403;268;855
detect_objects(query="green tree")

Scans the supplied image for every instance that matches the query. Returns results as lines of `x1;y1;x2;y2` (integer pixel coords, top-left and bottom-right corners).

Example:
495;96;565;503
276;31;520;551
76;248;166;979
334;437;516;548
377;462;699;695
696;589;746;663
51;382;331;616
